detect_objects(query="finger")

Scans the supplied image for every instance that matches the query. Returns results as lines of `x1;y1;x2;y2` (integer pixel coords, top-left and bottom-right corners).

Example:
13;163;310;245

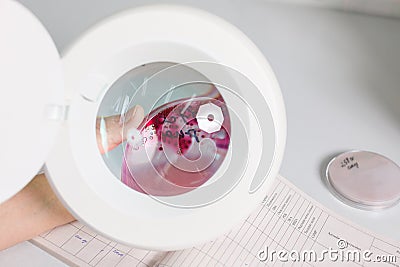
123;105;145;134
97;105;145;154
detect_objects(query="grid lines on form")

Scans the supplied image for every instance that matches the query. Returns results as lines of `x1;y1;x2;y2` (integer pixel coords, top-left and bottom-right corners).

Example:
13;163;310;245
31;175;400;267
32;220;167;267
159;176;400;267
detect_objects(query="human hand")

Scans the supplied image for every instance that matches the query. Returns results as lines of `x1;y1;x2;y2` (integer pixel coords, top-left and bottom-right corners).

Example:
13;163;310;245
0;105;145;251
96;105;144;154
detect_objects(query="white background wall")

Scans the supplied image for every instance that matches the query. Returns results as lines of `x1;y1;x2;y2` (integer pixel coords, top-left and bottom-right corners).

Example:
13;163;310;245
265;0;400;18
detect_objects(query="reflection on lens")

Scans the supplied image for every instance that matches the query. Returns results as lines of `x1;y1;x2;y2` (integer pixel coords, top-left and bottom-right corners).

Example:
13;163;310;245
122;94;230;196
97;62;231;196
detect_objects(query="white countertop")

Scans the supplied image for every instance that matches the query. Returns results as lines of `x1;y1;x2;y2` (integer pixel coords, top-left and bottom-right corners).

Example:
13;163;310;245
2;0;400;265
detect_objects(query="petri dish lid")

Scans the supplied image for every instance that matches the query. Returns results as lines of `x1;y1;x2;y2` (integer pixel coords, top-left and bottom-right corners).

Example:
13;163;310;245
0;1;64;203
326;150;400;210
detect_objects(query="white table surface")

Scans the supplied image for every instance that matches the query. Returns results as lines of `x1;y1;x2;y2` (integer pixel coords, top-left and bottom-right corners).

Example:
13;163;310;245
2;0;400;265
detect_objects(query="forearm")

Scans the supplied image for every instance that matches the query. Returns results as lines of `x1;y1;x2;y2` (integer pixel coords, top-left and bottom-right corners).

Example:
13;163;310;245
0;106;143;251
0;174;74;250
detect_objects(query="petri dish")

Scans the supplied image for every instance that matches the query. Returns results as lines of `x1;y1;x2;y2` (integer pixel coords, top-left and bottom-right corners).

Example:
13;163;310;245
96;62;231;196
326;150;400;210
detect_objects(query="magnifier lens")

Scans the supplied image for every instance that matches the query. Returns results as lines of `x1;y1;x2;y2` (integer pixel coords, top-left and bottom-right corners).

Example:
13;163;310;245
122;93;230;196
97;62;231;196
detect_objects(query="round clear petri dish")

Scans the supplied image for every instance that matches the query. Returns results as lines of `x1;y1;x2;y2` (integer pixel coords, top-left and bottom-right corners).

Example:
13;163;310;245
326;150;400;210
97;62;231;197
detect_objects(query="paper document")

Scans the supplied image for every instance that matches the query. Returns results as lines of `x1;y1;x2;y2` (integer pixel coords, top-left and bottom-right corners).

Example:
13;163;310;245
32;175;400;266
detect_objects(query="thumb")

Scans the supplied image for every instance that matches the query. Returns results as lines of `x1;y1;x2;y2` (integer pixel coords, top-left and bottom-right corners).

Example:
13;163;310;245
122;105;145;134
97;105;145;154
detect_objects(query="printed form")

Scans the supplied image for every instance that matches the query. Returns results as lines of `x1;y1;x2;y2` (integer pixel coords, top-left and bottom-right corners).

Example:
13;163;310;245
32;175;400;266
